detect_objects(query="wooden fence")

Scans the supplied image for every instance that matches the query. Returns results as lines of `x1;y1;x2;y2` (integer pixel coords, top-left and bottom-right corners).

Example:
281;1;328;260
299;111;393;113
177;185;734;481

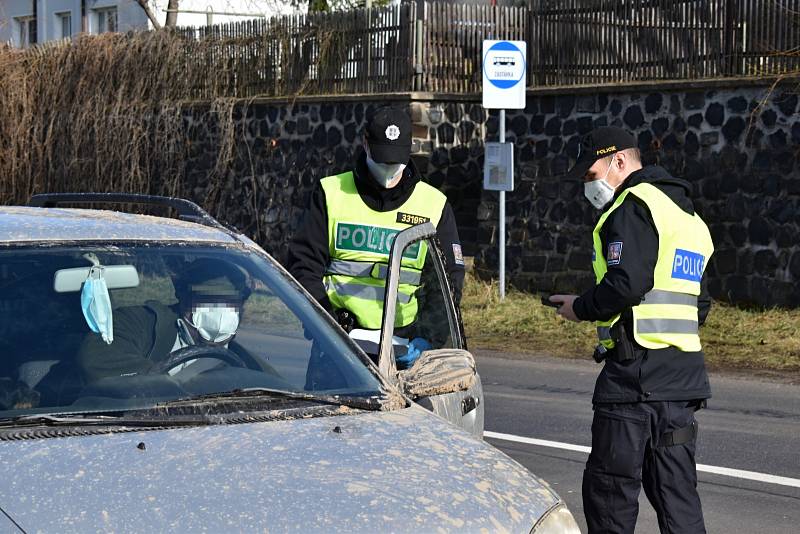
176;3;415;98
421;2;529;93
529;0;800;86
27;1;800;98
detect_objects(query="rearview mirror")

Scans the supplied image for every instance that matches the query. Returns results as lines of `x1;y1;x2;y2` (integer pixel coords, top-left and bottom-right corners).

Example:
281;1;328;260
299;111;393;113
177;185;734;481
54;265;140;293
397;348;477;398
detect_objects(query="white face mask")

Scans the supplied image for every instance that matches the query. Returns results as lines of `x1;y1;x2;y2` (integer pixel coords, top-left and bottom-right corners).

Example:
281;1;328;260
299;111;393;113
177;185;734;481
365;147;406;188
189;306;240;343
584;159;617;210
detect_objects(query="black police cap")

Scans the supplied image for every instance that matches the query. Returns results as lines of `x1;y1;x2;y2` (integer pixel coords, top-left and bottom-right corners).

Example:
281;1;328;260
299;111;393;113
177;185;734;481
566;126;637;181
365;106;412;164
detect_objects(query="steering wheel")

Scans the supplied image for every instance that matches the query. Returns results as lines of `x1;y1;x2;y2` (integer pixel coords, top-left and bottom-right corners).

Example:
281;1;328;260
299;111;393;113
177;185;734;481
147;345;249;375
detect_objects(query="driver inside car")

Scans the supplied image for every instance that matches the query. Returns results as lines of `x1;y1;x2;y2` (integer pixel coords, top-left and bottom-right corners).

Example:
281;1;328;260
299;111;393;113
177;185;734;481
77;258;254;383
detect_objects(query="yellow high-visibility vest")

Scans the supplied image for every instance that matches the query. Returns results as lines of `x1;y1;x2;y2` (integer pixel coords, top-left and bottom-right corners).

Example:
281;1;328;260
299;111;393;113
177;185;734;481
321;171;446;329
593;182;714;352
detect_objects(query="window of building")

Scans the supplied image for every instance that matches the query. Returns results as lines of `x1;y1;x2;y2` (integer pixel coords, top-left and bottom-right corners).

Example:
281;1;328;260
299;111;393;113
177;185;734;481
16;16;37;47
96;7;118;33
57;12;72;39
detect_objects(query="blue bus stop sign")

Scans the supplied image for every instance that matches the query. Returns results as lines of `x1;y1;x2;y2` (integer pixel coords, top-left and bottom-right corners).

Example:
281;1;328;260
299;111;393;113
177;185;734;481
482;40;526;109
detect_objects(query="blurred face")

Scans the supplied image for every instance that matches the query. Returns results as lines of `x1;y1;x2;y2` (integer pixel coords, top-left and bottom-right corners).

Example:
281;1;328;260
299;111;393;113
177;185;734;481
182;295;243;345
364;140;405;189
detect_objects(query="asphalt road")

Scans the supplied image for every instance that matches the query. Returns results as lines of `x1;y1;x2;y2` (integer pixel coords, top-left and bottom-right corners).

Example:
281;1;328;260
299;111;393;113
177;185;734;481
475;350;800;534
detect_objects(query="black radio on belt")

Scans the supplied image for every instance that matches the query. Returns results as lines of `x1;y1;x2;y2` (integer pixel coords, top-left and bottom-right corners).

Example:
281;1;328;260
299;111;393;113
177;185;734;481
610;322;636;362
593;323;636;363
592;344;607;363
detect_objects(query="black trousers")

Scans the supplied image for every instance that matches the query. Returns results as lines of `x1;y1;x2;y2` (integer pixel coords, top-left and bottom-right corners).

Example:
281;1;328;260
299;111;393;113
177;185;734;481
582;401;706;534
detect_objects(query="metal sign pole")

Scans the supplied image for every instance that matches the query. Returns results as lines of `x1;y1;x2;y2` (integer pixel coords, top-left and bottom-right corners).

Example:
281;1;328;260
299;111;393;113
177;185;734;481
499;109;506;301
482;39;524;302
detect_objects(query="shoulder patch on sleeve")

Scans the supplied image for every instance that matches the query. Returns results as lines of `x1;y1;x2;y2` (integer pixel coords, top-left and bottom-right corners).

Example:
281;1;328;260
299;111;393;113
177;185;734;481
607;241;623;266
452;244;464;265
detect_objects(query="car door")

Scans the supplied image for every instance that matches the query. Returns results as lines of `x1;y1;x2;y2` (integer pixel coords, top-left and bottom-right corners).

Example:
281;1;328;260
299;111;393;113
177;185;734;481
377;223;484;438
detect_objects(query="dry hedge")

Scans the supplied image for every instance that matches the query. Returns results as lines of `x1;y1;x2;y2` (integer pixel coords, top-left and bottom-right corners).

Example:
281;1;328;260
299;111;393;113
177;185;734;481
0;31;249;208
0;18;356;212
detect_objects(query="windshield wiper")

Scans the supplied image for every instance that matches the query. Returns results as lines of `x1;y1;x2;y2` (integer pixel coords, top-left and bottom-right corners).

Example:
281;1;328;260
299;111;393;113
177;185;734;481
0;413;212;428
159;388;385;411
0;390;385;429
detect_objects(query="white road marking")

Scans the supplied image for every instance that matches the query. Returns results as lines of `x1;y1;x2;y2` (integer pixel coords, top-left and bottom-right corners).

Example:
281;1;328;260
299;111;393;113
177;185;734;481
485;431;592;454
484;430;800;489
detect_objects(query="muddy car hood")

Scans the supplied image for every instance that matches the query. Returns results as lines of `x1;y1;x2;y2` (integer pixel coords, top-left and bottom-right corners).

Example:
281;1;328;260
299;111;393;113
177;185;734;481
0;405;558;533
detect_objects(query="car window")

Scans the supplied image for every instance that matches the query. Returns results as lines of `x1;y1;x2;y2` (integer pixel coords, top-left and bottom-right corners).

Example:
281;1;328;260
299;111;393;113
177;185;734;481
411;241;461;350
389;237;460;350
0;244;384;418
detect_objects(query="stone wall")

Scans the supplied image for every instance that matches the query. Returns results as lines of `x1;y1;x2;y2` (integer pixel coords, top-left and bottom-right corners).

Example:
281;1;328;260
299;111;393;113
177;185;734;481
412;85;800;308
183;100;379;267
182;96;487;267
183;82;800;307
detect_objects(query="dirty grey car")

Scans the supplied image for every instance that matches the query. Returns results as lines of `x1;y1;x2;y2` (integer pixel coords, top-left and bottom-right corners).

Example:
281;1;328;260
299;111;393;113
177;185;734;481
0;193;580;533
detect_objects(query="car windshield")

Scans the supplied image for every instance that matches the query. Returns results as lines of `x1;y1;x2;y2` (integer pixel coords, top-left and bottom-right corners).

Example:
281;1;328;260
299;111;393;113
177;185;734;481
0;243;387;419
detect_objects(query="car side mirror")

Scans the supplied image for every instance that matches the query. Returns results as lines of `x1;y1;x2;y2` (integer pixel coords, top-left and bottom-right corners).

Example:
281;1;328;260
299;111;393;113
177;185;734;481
397;348;477;398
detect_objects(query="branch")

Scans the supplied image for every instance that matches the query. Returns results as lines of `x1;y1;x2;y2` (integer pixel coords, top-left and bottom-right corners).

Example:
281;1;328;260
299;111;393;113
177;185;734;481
135;0;163;29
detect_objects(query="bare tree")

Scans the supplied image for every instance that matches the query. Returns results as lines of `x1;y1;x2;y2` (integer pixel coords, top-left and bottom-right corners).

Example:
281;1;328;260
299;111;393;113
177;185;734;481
134;0;383;29
135;0;163;29
165;0;180;27
287;1;391;14
135;1;305;28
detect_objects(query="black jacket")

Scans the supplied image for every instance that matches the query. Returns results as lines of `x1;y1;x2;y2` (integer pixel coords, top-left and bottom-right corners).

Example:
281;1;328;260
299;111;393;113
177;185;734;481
288;150;465;326
78;302;278;384
78;302;179;382
573;165;712;403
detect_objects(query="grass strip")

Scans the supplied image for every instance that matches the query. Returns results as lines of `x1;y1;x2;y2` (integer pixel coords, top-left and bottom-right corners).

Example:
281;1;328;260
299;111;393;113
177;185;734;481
461;273;800;374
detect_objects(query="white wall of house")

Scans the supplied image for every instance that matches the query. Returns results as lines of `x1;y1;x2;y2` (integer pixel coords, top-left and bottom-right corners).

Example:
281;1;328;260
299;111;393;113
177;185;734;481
0;1;39;46
0;1;295;47
0;0;149;46
87;0;150;33
41;0;79;41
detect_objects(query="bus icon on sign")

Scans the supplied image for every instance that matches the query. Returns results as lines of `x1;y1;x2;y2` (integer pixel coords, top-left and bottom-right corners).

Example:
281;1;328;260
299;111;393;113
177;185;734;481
493;56;516;66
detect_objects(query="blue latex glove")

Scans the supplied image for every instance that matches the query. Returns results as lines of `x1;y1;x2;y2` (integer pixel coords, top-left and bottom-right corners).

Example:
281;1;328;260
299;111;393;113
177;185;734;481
395;338;432;370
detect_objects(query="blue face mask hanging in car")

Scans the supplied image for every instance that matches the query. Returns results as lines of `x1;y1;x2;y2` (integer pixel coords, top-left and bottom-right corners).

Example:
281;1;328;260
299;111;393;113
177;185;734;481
81;267;114;345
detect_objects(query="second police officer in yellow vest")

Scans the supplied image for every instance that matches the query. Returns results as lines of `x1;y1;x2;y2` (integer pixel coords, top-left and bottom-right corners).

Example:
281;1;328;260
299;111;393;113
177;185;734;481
550;127;713;534
288;106;465;370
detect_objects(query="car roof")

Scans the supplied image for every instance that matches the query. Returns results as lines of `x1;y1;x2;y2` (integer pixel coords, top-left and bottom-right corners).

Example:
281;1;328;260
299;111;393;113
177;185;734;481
0;206;238;245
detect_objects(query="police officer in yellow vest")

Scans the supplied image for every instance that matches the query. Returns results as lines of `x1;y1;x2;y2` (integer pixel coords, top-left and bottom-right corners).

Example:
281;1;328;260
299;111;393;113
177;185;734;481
288;106;465;370
550;127;713;534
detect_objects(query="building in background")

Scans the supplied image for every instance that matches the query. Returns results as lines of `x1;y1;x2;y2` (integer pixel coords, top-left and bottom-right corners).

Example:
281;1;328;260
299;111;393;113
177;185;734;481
0;1;296;47
0;1;148;46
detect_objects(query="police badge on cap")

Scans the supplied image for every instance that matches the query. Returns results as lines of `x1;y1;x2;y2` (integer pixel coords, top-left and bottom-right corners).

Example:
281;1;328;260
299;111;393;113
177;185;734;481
365;106;412;164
